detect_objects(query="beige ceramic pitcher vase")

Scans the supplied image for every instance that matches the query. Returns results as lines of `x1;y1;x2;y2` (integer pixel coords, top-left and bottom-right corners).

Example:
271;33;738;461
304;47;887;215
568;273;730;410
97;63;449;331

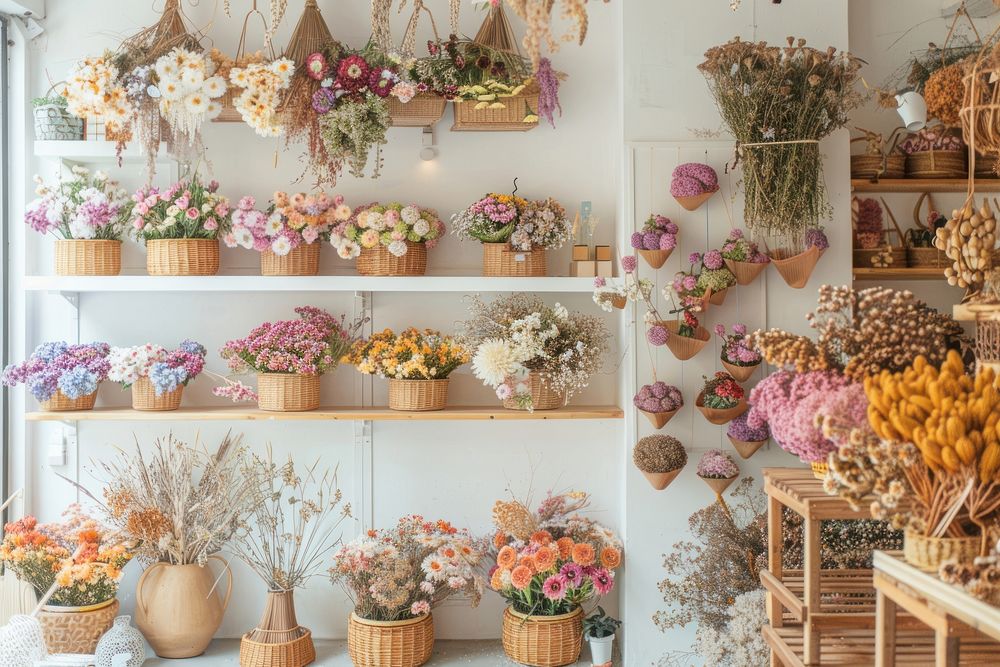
135;556;232;658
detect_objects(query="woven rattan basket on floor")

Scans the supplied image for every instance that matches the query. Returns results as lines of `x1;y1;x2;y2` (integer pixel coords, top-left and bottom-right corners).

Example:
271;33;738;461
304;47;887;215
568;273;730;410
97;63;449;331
55;239;121;276
389;93;447;127
131;377;183;411
903;530;981;570
261;243;321;276
452;93;539;131
482;243;546;277
388;379;449;411
348;613;434;667
239;628;316;667
40;390;97;412
905;149;967;178
357;242;427;276
257;373;321;412
147;238;220;276
503;372;565;411
38;599;118;654
501;607;583;667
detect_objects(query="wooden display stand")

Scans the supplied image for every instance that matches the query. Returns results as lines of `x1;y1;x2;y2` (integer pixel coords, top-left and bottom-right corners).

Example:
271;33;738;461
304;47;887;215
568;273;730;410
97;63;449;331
873;550;1000;667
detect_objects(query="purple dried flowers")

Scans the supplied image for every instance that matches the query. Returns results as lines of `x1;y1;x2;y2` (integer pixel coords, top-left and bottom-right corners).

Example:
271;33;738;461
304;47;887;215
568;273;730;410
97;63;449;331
697;449;739;479
727;412;769;442
646;324;669;347
670;163;719;198
633;381;683;413
536;58;562;128
631;214;678;251
716;324;762;366
805;227;829;251
720;228;769;264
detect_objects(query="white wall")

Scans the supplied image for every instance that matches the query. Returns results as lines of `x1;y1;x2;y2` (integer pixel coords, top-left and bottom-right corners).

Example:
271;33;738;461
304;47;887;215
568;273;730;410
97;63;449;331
18;0;623;642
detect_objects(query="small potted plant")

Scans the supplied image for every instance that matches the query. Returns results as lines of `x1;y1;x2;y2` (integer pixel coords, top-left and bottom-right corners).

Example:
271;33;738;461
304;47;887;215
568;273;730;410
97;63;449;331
633;381;683;428
330;202;446;276
332;516;484;667
697;449;740;496
695;372;747;425
633;434;687;490
346;328;470;411
670;163;719;211
25;167;133;276
727;412;770;459
583;607;621;666
226;191;352;276
720;228;769;285
630;214;678;269
453;193;571;277
32;87;84;141
715;323;761;382
647;309;709;361
107;340;206;411
2;341;110;411
769;227;829;289
219;306;366;412
131;173;232;276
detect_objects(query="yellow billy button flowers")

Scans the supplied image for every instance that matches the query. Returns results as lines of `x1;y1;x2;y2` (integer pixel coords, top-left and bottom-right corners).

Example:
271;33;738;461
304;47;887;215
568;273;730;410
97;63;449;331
345;328;470;380
865;350;1000;481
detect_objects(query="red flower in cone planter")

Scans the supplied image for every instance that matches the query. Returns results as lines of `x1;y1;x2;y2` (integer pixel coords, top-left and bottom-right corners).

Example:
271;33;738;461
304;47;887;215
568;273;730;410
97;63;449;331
715;323;762;383
634;381;683;429
720;229;769;286
696;372;747;425
647;310;710;361
634;435;686;490
670;163;719;211
631;214;678;269
697;449;739;495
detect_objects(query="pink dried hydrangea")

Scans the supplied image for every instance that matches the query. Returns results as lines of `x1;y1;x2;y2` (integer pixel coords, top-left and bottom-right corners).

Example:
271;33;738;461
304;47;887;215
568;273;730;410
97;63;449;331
697;449;739;479
631;214;679;250
633;381;683;413
647;324;669;347
670;163;719;197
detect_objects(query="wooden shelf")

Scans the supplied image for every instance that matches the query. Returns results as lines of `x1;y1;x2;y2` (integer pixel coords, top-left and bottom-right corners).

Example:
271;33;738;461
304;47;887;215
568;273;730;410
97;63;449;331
851;178;1000;193
23;274;599;294
25;405;624;422
852;267;949;281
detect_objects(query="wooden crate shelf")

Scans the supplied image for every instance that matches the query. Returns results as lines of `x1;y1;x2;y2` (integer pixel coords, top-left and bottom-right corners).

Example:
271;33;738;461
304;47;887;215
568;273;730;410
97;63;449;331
851;179;1000;193
853;267;949;282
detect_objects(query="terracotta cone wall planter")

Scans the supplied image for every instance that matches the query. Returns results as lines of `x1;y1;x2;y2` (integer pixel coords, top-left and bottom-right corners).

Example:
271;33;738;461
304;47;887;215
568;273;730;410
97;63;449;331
708;287;729;306
724;258;768;286
696;395;748;425
639;408;679;429
641;468;682;491
662;320;710;361
700;475;737;495
770;246;825;289
728;435;766;459
673;188;718;212
638;248;672;269
611;295;627;310
722;360;759;383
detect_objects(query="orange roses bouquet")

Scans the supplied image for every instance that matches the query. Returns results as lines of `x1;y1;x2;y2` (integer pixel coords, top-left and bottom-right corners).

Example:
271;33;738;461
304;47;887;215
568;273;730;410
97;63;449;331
488;491;622;616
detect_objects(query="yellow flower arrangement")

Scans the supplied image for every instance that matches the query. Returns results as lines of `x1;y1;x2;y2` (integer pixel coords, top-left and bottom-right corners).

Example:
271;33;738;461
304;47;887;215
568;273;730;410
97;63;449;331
346;328;470;380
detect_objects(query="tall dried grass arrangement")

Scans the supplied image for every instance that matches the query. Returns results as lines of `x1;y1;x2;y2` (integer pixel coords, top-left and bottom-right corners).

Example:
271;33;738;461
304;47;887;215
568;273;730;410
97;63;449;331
75;433;257;566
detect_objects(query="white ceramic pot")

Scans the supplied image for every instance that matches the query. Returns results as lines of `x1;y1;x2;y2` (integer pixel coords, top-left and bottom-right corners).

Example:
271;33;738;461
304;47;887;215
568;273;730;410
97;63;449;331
587;633;614;665
895;92;927;132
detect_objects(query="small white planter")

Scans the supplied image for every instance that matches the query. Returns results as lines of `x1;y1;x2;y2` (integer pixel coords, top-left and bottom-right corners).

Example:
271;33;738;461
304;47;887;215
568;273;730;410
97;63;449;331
895;92;927;132
587;633;614;665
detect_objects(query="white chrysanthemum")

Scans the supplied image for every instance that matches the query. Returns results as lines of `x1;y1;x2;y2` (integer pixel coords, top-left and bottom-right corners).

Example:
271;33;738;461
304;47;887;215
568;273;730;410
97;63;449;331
184;93;208;114
366;212;385;231
412;219;430;236
234;227;255;249
180;67;205;89
472;339;520;386
68;219;96;239
387;240;408;257
159;80;183;101
154;59;176;81
337;241;361;260
271;236;292;256
401;206;420;225
206;100;222;120
265;213;284;237
203;76;226;98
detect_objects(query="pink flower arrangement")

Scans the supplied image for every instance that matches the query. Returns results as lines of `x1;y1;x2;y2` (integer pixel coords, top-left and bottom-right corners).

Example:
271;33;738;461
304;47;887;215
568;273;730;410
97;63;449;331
727;412;769;442
720;228;769;264
224;192;352;256
805;227;829;251
697;449;739;479
630;214;678;251
715;323;761;366
670;163;719;197
633;381;683;414
130;173;230;241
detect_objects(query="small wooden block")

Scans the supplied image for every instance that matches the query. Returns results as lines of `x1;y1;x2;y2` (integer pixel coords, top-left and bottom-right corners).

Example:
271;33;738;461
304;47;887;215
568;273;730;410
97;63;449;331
595;245;612;261
572;245;591;261
570;260;596;277
597;260;613;277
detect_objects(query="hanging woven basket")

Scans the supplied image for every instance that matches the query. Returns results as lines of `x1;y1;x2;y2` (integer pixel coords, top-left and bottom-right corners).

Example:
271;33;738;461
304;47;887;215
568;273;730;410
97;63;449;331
699;475;737;496
695;394;747;425
639;407;679;429
770;245;824;289
637;248;672;270
54;239;122;276
641;468;682;491
482;243;546;277
661;320;709;361
673;187;718;212
723;258;767;285
728;435;766;459
721;360;759;383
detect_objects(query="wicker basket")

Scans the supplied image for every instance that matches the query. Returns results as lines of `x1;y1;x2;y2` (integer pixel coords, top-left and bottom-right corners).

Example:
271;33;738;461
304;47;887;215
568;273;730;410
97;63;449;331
348;613;434;667
502;607;582;667
695;394;747;425
850;153;905;180
810;461;829;480
724;259;767;286
661;320;709;361
147;238;220;276
853;247;906;268
907;247;949;268
639;408;679;429
40;390;97;412
33;103;85;141
482;243;546;277
673;188;718;212
55;239;122;276
637;248;672;270
770;246;824;289
905;149;968;178
357;242;427;276
131;377;184;411
261;243;321;276
38;599;118;654
700;475;737;496
903;530;982;571
503;372;565;411
388;379;449;412
389;93;447;127
239;628;316;667
257;373;321;412
452;93;539;132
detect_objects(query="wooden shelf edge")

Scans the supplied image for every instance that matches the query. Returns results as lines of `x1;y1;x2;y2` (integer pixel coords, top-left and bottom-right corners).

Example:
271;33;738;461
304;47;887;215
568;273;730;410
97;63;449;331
852;267;949;281
851;178;1000;193
25;405;625;422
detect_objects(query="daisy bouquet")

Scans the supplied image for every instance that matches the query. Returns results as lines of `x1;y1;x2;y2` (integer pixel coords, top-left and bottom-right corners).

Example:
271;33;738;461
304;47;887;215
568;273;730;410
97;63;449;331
225;192;351;256
130;173;231;241
0;504;132;607
153;47;227;142
452;194;571;252
463;295;609;409
715;323;761;367
330;516;484;622
62;56;134;138
2;341;110;402
25;166;132;240
346;328;470;380
228;57;295;136
488;491;622;616
107;340;206;396
330;202;445;260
